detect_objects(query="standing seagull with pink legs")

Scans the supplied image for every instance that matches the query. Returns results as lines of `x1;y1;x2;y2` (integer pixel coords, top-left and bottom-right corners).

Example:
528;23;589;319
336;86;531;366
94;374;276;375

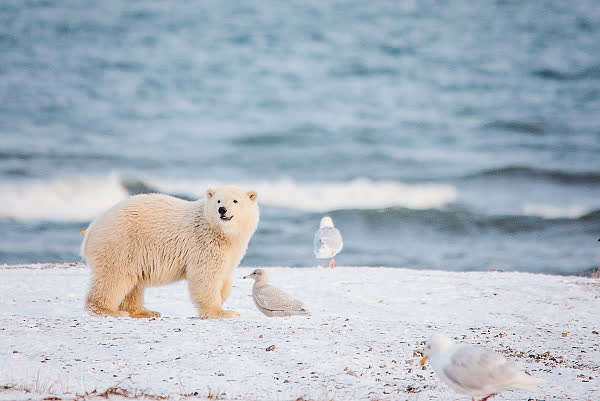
313;216;343;269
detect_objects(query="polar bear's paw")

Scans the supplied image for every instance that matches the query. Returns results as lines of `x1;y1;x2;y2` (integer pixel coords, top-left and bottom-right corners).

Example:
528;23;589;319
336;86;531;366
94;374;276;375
200;309;240;319
129;310;161;319
87;303;130;318
221;310;241;319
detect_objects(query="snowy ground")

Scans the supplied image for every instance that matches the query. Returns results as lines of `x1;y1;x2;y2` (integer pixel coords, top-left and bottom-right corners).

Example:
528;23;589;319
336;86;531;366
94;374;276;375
0;264;598;401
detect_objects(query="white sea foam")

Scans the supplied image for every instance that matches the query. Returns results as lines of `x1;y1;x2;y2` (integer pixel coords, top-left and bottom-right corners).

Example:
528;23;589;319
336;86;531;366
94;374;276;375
521;203;589;219
3;173;594;223
149;176;458;213
0;174;457;221
0;173;128;222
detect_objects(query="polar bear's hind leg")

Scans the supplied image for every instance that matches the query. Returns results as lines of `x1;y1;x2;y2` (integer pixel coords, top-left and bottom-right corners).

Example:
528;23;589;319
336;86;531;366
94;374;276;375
119;283;161;318
86;271;136;318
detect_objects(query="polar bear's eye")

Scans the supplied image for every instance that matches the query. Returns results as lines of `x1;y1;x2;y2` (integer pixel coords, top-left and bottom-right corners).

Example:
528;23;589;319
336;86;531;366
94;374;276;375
233;200;238;203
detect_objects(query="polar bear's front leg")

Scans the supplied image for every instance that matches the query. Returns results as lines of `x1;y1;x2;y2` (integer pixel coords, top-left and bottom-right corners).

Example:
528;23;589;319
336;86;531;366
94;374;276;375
220;275;233;304
187;273;239;319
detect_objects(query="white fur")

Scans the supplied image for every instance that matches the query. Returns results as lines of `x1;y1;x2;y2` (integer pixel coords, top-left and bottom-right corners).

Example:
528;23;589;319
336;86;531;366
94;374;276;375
80;186;259;319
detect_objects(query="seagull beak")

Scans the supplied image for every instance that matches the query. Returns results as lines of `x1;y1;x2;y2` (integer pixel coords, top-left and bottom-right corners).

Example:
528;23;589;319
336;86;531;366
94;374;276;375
419;356;428;366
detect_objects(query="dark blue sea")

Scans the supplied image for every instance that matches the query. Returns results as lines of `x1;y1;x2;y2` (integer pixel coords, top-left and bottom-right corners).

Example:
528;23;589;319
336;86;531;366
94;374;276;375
1;0;600;274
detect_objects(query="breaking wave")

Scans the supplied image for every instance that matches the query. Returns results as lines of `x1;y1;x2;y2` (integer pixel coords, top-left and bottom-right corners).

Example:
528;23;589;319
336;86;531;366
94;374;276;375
151;177;458;213
521;203;591;219
2;173;596;223
0;173;458;221
0;173;128;222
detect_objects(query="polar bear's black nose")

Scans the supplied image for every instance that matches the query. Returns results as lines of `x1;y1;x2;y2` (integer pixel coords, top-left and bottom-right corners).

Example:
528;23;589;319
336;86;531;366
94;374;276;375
218;206;227;215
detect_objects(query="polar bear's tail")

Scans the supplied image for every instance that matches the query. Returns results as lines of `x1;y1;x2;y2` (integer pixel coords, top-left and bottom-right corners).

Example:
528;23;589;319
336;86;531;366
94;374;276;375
80;224;91;260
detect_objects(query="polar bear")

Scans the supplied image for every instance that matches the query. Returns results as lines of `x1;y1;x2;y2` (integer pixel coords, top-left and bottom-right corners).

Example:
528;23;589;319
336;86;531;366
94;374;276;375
80;186;259;319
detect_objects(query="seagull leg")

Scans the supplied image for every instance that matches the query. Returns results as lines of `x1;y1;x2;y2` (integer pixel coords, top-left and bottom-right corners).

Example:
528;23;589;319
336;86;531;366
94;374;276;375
329;258;335;269
479;394;497;401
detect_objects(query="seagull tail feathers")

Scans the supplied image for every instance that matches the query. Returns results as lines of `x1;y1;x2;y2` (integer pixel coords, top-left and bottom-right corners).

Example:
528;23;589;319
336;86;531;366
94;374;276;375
513;373;544;390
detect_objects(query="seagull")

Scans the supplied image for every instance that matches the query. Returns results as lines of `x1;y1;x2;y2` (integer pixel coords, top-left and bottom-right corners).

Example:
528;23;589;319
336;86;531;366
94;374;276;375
420;334;543;401
243;269;310;317
313;216;343;268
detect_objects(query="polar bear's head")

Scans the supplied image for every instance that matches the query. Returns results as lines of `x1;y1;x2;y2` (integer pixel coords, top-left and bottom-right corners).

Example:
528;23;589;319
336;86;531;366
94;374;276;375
205;186;259;240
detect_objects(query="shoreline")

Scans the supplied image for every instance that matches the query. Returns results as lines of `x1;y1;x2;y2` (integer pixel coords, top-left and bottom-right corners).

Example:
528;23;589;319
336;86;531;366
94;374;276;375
2;262;599;278
0;265;598;400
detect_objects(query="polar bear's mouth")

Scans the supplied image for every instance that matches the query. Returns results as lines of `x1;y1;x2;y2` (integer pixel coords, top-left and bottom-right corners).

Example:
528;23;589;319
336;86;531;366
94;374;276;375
220;215;233;221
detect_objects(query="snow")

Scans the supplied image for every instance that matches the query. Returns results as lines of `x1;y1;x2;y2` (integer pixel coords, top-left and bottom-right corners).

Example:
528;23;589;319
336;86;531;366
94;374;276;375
0;264;598;400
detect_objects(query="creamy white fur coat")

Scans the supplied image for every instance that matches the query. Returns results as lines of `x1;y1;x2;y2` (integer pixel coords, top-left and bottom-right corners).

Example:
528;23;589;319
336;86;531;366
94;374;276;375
81;186;259;319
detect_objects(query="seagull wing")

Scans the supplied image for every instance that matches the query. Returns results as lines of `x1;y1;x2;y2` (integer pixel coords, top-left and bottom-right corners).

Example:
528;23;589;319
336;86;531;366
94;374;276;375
313;227;343;258
255;285;305;312
313;229;325;257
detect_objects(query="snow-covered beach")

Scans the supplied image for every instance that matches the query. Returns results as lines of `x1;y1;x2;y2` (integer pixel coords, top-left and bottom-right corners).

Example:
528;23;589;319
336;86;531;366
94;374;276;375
0;264;598;400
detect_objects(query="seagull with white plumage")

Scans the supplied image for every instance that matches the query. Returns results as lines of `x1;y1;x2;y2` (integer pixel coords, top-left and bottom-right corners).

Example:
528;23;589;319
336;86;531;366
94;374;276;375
420;334;544;401
313;216;343;269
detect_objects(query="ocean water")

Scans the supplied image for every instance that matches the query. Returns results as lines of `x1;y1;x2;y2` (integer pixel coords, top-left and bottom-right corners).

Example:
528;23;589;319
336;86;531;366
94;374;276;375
1;0;600;274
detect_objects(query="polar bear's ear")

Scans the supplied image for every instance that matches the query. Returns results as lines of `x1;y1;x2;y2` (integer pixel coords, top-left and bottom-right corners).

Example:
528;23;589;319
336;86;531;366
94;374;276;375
247;191;257;202
206;189;215;199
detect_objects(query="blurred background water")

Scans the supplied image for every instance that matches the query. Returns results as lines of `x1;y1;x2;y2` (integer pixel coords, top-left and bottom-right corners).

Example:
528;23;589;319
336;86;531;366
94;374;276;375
1;0;600;274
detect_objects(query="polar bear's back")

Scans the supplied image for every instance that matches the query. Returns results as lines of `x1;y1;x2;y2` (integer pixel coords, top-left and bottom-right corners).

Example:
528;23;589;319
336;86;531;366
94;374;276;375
81;193;200;284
